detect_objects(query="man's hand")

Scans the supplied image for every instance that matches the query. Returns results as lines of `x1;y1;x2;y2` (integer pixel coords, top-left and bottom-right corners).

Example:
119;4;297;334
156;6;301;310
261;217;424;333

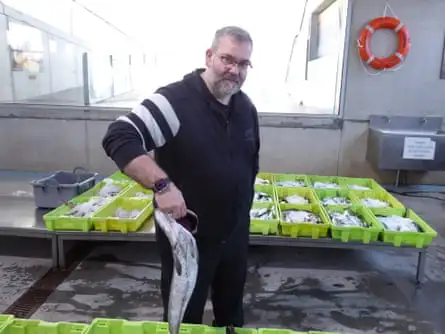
154;183;187;220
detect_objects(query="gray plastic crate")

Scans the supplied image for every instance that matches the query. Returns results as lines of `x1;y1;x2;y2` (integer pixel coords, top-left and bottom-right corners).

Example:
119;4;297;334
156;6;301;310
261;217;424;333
30;167;98;208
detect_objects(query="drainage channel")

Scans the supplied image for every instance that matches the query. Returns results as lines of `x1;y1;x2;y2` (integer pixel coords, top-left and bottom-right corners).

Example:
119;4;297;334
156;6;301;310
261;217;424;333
4;241;96;318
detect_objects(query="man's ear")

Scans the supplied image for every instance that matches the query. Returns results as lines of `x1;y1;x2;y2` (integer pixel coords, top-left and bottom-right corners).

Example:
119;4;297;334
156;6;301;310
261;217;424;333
205;48;213;67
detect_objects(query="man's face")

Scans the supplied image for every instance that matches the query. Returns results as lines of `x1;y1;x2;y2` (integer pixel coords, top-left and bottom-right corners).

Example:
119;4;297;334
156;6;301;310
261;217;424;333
205;36;252;98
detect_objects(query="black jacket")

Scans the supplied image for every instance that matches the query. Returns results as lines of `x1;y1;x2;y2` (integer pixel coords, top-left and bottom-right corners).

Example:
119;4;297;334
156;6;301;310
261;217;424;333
102;69;260;240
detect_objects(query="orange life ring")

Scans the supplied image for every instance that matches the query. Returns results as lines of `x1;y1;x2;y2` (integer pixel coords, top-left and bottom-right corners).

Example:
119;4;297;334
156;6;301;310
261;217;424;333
358;16;411;70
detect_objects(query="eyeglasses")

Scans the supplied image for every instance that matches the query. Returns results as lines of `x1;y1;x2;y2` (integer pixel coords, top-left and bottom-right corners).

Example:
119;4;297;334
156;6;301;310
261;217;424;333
217;54;252;70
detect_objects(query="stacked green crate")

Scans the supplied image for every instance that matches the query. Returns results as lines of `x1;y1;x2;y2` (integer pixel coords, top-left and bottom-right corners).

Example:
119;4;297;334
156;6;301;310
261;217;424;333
324;205;383;243
373;209;438;248
250;184;279;235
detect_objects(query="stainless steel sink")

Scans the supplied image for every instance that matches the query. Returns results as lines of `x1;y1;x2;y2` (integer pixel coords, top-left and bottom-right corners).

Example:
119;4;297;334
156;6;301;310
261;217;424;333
366;115;445;171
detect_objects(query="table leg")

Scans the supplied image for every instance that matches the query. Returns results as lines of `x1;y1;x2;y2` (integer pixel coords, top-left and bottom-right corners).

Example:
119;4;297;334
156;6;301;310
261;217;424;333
58;237;66;270
51;235;58;269
416;251;427;286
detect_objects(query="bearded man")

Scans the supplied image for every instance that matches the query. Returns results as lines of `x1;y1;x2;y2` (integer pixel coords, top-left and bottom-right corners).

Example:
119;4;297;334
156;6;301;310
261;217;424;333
102;26;260;327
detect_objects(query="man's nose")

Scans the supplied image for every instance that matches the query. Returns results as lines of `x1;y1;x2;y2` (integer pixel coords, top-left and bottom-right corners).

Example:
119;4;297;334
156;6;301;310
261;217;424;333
228;64;240;76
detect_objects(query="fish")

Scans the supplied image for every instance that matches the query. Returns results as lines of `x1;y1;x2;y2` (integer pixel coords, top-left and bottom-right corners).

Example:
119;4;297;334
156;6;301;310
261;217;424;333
154;210;199;334
321;196;351;206
328;210;369;227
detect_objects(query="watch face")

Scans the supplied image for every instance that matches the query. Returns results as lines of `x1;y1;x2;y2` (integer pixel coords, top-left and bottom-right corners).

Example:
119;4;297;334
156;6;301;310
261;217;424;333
155;179;169;192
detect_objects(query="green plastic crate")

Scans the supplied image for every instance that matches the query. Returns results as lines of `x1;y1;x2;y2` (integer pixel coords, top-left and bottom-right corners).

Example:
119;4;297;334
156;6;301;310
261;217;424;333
273;174;309;188
37;322;89;334
120;183;154;200
308;175;341;190
253;184;277;204
276;187;318;210
214;327;258;334
258;329;305;334
1;319;41;334
326;206;383;243
352;189;405;216
250;202;280;235
279;203;331;238
107;171;134;182
0;315;14;332
255;173;276;186
91;197;154;232
314;188;359;210
42;196;112;231
85;319;128;334
120;320;209;334
338;177;382;191
375;209;438;248
78;179;131;199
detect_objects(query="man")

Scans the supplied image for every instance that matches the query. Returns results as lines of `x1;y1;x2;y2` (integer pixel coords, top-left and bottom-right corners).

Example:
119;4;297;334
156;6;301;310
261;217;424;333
102;26;260;327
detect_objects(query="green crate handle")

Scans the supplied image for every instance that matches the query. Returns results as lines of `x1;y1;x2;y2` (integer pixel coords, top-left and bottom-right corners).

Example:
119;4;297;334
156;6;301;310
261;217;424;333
363;231;371;244
341;231;350;243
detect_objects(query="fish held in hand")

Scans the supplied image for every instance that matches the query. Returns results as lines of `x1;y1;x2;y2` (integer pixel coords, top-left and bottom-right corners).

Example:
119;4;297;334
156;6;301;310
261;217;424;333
155;210;199;334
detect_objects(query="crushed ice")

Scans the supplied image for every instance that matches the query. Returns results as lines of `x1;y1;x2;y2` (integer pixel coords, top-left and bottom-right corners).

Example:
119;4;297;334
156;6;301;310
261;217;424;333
329;210;369;227
275;180;305;187
361;198;389;208
313;182;340;189
377;216;421;232
65;198;107;217
98;179;123;197
322;197;351;206
280;195;308;205
113;208;141;219
281;210;321;224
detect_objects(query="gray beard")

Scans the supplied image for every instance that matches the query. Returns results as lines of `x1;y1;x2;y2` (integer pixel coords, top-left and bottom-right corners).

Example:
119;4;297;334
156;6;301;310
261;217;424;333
213;79;240;99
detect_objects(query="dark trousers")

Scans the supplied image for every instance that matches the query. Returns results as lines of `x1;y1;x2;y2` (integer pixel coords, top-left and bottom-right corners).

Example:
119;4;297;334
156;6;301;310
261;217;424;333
155;222;249;327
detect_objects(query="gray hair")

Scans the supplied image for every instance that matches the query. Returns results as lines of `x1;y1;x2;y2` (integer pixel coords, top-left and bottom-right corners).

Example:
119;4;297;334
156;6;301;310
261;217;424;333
211;26;253;50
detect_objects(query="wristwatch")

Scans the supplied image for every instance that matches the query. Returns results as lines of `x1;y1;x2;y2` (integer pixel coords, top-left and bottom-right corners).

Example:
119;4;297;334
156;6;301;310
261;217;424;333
152;178;171;194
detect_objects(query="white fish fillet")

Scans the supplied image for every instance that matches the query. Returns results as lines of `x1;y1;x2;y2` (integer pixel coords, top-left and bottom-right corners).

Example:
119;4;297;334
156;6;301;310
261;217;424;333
155;210;199;334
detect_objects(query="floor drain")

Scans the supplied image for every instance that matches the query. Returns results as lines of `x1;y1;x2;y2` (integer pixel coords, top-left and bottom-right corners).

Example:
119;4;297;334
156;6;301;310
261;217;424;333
4;241;95;318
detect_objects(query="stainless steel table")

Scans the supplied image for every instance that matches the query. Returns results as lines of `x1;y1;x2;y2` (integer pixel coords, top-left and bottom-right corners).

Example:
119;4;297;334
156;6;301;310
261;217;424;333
0;196;429;286
0;196;57;268
56;219;428;286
